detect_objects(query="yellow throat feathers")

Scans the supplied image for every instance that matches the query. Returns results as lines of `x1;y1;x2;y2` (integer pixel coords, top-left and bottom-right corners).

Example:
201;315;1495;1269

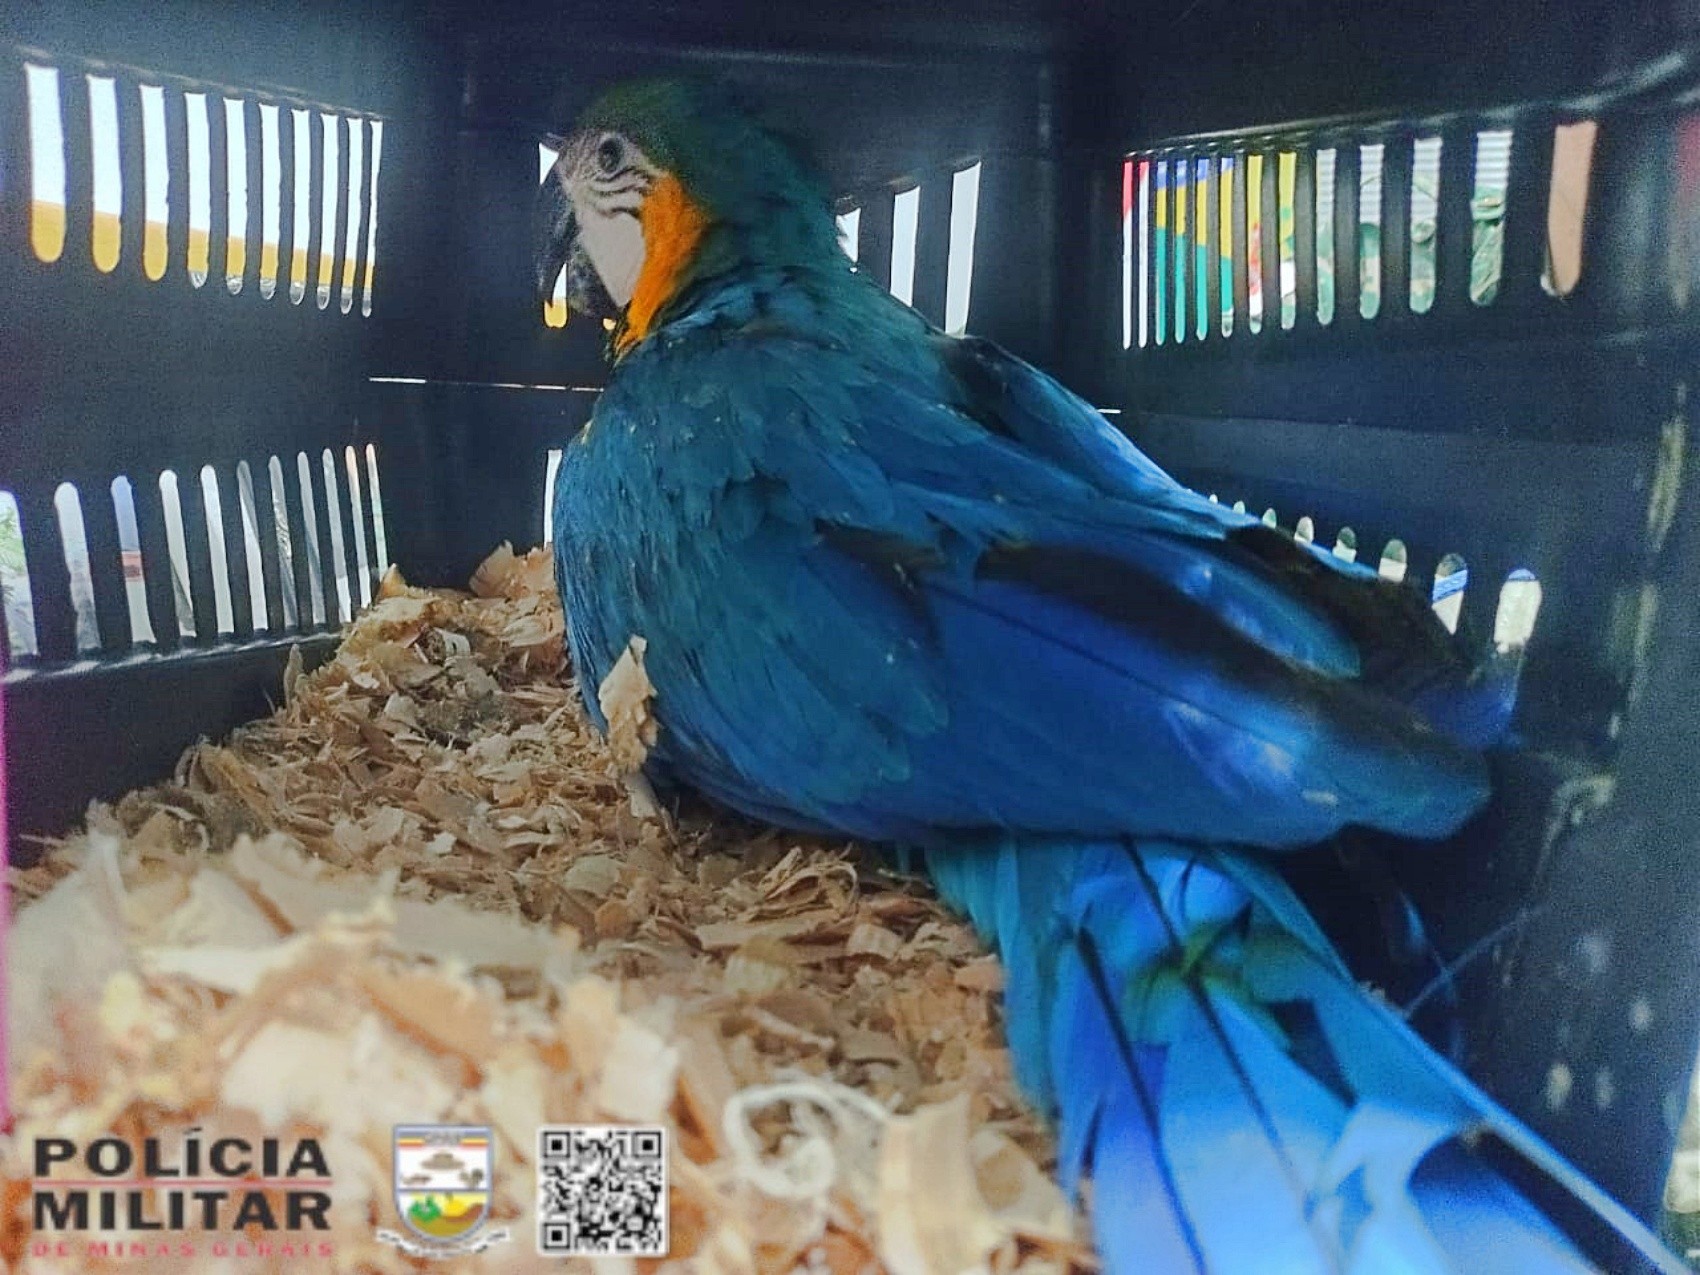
617;173;709;355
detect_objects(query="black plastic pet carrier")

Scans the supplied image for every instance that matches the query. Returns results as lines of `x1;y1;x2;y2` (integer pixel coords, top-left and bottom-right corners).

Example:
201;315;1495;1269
4;0;1700;1262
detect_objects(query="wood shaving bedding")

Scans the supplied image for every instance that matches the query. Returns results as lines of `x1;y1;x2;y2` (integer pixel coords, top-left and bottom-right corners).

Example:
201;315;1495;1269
3;545;1093;1275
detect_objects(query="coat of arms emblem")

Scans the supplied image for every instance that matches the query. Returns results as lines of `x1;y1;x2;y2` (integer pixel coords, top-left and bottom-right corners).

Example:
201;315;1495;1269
376;1125;509;1258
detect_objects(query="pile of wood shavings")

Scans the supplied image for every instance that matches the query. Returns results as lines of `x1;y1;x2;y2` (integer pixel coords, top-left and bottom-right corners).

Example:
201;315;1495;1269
4;545;1093;1275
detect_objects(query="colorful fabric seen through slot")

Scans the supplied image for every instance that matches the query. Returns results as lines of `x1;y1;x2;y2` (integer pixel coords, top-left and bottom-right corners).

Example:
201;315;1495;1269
1471;129;1513;306
1277;152;1296;328
1247;153;1264;332
1194;158;1209;340
1173;159;1188;342
1359;143;1384;319
1218;154;1235;336
1138;159;1151;348
1121;160;1135;350
110;477;156;645
1315;148;1337;324
1544;121;1596;297
1154;161;1169;344
1410;137;1442;313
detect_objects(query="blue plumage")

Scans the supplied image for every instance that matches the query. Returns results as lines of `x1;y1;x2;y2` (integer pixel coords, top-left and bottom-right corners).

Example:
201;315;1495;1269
557;277;1491;849
540;82;1681;1273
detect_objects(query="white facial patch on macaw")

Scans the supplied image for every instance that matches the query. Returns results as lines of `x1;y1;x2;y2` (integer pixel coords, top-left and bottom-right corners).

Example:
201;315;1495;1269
564;132;662;309
577;204;646;306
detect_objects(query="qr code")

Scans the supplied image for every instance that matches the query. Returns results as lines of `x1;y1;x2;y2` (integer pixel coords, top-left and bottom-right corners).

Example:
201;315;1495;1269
537;1125;668;1257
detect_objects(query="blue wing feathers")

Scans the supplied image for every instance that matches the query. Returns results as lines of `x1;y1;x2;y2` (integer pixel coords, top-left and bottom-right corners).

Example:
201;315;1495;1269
560;323;1493;846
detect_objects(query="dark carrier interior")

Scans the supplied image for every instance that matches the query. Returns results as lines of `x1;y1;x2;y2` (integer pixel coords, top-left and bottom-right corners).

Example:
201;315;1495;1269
4;0;1700;1264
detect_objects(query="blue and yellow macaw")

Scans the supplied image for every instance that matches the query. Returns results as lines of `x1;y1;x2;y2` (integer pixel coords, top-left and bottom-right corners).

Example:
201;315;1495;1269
535;80;1679;1273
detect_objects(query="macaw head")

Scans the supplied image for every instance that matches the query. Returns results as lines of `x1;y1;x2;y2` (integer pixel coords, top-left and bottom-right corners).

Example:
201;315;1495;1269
534;79;840;354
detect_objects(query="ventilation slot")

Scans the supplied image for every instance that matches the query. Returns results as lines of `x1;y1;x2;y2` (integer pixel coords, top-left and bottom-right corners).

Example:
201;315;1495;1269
0;493;38;660
943;162;981;336
1358;143;1385;319
837;205;861;264
1121;160;1136;349
259;102;282;298
318;450;350;622
344;446;372;606
1247;153;1265;333
140;84;170;281
1218;154;1235;337
365;444;389;574
1410;137;1442;314
1432;552;1468;633
539;143;568;327
1379;538;1409;583
1140;158;1154;347
1172;159;1189;344
290;108;312;304
362;121;383;317
1494;569;1543;651
88;75;123;274
236;462;269;631
185;92;212;287
543;448;565;545
1471;129;1513;305
340;119;366;313
50;484;99;652
158;470;196;638
1277;151;1297;329
295;452;327;626
1544;120;1596;298
1154;160;1169;344
199;465;236;636
26;64;67;264
223;97;250;293
889;185;920;307
316;113;340;309
1315;148;1337;325
1193;157;1210;340
268;455;300;629
110;477;156;645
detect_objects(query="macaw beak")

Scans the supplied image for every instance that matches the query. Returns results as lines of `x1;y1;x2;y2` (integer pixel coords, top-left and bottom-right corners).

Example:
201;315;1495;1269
533;170;619;321
534;173;575;305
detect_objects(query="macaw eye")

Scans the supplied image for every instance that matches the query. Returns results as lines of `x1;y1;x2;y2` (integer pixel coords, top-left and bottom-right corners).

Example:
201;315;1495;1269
596;136;624;175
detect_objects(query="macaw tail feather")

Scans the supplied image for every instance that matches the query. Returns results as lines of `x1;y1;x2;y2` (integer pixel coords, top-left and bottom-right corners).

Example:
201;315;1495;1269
922;837;1682;1274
